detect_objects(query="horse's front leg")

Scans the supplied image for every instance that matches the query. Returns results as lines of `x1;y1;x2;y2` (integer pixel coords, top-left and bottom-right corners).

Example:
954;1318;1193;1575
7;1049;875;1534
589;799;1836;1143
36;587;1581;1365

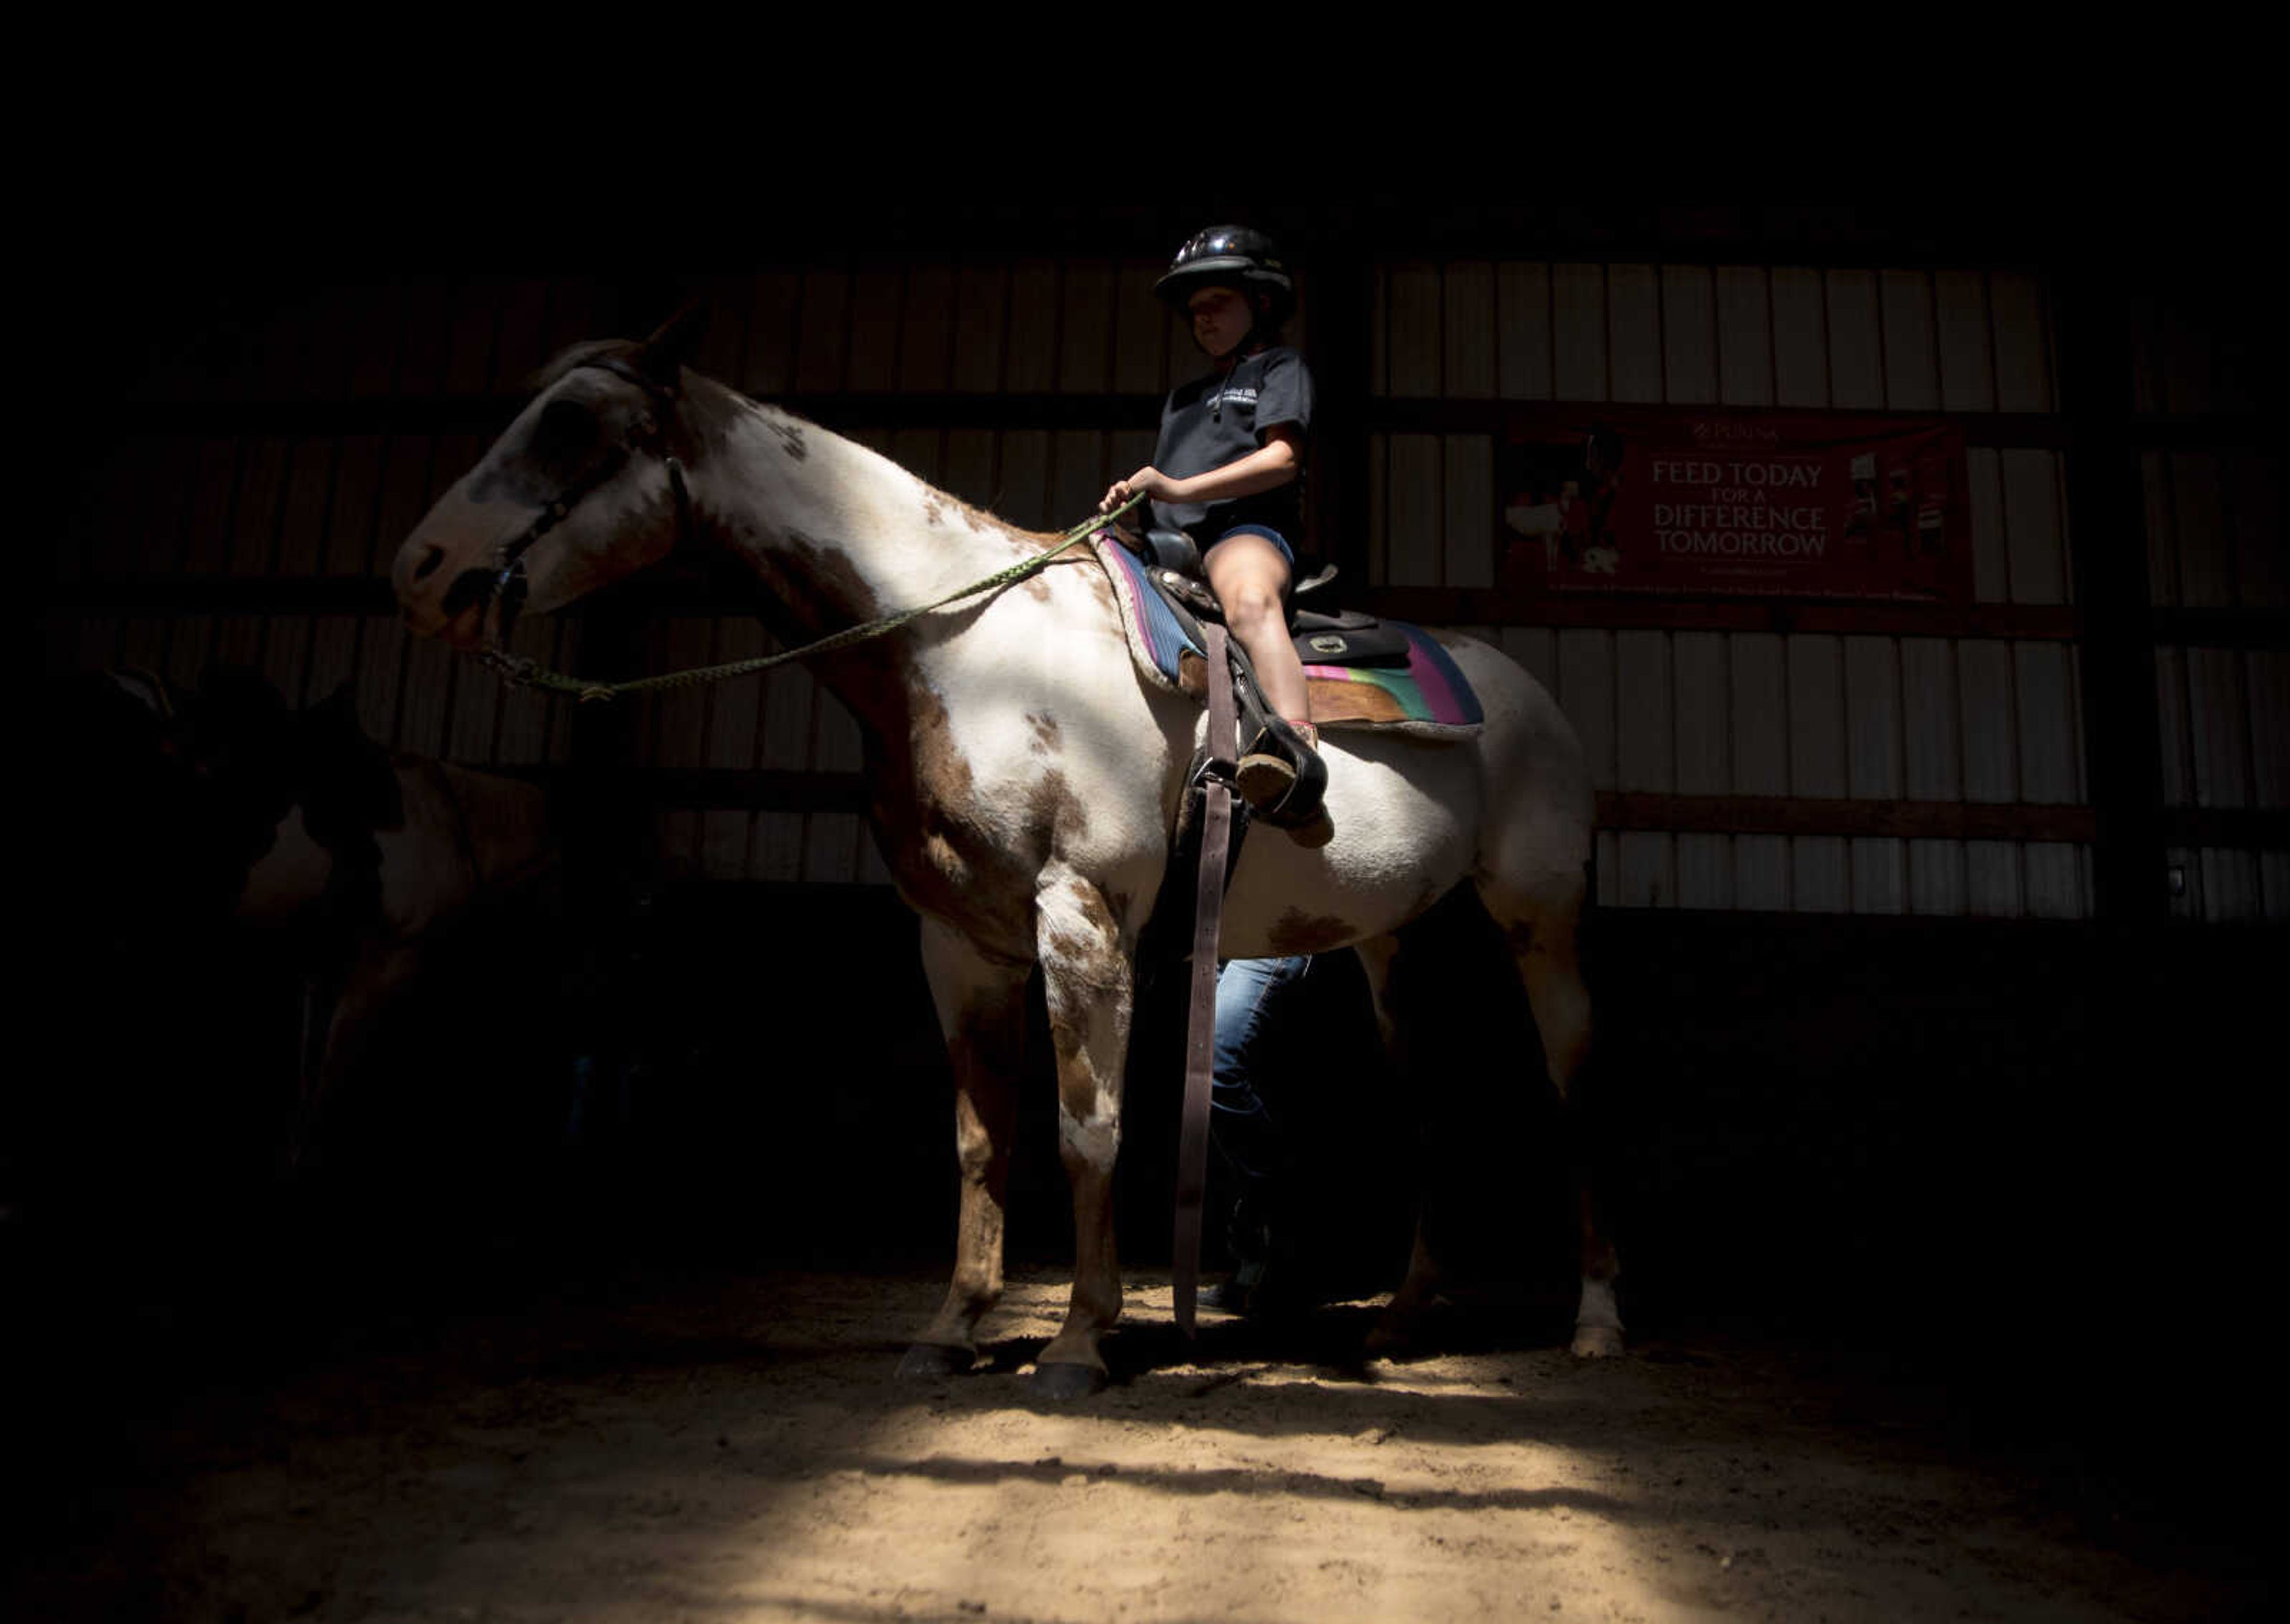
899;916;1031;1378
1031;871;1135;1399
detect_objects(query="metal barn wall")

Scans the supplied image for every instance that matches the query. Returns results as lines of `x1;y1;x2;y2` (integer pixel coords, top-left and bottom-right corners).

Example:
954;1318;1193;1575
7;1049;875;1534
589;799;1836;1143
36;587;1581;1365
46;235;2285;921
2131;288;2285;922
1363;259;2089;918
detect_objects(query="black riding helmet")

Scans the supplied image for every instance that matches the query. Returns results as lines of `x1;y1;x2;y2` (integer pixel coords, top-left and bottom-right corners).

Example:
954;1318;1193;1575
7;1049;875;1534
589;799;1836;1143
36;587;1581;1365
1153;225;1295;328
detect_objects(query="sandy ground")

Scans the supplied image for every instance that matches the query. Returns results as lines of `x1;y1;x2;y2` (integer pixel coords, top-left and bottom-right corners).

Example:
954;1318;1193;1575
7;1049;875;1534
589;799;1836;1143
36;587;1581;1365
7;1267;2264;1623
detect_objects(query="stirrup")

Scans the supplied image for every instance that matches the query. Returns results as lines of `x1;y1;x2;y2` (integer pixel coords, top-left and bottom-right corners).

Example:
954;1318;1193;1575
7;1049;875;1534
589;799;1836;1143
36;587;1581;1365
1236;718;1331;847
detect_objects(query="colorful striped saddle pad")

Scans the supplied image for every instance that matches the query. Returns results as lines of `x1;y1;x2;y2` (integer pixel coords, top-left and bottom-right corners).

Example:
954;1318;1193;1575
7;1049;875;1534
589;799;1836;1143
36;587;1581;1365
1093;535;1483;737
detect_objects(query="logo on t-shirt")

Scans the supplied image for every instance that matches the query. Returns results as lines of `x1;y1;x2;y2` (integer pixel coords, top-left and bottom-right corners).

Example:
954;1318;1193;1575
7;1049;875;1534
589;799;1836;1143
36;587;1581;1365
1208;386;1260;412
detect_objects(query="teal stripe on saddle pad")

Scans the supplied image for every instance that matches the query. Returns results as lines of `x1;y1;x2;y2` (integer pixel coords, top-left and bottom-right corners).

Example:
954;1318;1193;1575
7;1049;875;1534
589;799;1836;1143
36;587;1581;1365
1302;622;1484;729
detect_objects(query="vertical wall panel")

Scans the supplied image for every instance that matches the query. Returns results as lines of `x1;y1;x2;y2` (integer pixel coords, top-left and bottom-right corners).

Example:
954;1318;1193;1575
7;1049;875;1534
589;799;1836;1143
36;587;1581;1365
1055;261;1114;396
2155;645;2195;806
844;265;905;394
1551;264;1607;400
1879;271;1941;411
942;429;997;514
738;271;802;399
1616;631;1673;793
893;264;957;398
2186;647;2251;807
1443;436;1493;590
352;620;405;748
1823;269;1886;410
1769;267;1830;408
1660;266;1718;405
228;437;289;575
793;266;853;395
396;636;456;758
1964;841;2022;916
259;616;312;711
1498;625;1556;695
493;617;561;768
1933;271;1996;413
1366;433;1388;586
1988;271;2054;412
2227;453;2285;609
2000;450;2069;604
1385;263;1440;397
2168;453;2233;607
1672;631;1730;801
2248;650;2288;808
1003;262;1064;394
1385;433;1443;588
1966;449;2011;603
1845;636;1907;912
997;430;1052;533
1958;640;2020;801
1112;261;1168;395
2014;644;2081;804
1441;262;1496;400
1787;634;1849;911
1731;633;1789;909
2264;853;2290;922
442;280;505;398
444;660;502;765
2199;849;2261;921
2142;453;2179;608
1050;430;1106;533
1672;632;1733;918
1605;264;1663;404
1557;630;1617;792
1714;266;1774;406
1496;262;1552;400
1616;628;1674;907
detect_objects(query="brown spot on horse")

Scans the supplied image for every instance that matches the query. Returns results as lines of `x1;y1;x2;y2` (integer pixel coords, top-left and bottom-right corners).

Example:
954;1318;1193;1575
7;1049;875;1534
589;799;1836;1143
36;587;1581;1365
1268;909;1357;956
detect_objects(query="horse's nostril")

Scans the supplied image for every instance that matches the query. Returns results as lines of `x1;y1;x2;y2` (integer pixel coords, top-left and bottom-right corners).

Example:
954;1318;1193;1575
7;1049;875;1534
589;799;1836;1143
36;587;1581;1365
413;545;447;583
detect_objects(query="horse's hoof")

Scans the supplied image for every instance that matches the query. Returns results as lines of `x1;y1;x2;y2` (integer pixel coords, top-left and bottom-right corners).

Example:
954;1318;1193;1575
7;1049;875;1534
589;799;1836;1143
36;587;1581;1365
1364;1312;1419;1360
897;1341;976;1380
1571;1325;1625;1359
1029;1360;1108;1400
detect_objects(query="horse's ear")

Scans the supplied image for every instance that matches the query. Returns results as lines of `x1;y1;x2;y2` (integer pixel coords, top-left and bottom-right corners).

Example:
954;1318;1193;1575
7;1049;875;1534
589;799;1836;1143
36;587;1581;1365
638;300;711;385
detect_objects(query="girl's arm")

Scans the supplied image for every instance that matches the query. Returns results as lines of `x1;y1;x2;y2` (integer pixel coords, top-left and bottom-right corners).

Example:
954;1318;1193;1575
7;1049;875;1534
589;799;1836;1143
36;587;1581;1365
1099;424;1301;513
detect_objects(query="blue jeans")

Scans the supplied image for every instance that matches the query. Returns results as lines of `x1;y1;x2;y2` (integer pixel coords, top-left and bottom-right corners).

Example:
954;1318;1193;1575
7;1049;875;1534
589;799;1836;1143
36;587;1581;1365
1210;955;1313;1192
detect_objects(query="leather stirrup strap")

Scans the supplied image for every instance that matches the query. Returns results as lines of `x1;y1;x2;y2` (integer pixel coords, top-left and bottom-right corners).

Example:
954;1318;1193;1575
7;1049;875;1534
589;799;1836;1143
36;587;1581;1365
1174;624;1237;1338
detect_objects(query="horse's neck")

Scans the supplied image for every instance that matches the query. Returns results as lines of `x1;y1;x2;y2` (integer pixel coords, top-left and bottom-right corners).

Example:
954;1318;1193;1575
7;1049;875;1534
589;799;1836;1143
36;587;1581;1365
689;376;1051;643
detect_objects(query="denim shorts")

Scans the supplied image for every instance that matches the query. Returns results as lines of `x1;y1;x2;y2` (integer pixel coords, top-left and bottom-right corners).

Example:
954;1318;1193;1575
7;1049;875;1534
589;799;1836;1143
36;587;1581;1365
1205;523;1295;569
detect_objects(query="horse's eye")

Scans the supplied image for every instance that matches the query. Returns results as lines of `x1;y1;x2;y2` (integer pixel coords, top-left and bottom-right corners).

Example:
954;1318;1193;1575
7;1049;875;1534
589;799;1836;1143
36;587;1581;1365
526;397;603;479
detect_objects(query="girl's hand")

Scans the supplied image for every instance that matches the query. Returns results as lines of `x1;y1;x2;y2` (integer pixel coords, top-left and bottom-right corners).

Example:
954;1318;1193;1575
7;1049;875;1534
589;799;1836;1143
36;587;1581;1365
1101;466;1174;513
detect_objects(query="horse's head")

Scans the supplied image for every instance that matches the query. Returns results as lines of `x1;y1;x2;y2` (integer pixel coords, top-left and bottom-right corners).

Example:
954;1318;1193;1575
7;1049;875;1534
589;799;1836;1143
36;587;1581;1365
391;306;710;649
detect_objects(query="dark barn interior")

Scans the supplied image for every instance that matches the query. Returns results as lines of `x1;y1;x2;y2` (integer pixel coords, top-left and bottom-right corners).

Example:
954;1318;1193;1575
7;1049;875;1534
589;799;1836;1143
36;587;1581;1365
16;188;2284;1620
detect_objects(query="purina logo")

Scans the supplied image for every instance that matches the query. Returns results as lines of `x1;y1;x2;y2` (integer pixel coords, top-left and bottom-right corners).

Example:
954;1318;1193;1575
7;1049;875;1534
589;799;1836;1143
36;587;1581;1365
1690;420;1781;444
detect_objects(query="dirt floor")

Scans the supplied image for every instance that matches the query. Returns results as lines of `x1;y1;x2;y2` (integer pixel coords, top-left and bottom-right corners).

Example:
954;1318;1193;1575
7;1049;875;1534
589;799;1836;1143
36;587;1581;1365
4;1265;2266;1623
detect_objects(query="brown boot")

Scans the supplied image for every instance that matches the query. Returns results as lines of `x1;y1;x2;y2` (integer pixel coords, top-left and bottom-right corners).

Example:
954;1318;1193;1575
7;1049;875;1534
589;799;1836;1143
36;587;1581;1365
1237;720;1333;848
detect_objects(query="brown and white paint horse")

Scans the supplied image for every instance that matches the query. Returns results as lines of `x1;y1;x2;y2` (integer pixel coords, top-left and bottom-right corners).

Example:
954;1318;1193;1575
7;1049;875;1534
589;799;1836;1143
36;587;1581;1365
103;667;560;1164
391;311;1617;1396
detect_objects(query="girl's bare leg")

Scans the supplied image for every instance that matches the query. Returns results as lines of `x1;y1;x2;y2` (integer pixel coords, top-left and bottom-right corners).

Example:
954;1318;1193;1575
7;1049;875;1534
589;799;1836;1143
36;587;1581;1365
1204;535;1308;723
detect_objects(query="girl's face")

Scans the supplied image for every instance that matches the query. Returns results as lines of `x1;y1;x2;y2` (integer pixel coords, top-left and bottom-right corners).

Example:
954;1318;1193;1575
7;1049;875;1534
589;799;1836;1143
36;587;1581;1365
1187;285;1258;359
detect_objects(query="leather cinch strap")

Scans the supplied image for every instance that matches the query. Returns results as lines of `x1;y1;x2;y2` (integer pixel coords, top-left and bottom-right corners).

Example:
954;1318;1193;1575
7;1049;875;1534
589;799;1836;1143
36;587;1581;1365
1173;624;1238;1337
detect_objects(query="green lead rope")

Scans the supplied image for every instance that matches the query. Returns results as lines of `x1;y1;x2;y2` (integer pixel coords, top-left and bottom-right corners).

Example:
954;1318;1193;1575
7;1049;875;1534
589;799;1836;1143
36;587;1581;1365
482;494;1145;703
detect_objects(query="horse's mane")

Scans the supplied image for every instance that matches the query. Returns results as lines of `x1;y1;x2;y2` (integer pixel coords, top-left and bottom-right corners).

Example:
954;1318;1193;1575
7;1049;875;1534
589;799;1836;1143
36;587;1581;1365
527;340;1072;553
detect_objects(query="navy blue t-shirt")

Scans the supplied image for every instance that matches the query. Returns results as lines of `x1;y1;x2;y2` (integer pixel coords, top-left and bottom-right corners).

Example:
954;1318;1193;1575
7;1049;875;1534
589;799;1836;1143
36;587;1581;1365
1151;345;1314;546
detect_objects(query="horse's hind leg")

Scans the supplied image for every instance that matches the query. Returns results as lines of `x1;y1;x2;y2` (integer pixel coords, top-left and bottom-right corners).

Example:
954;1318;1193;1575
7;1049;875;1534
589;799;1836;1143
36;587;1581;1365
1354;934;1449;1358
1480;875;1623;1358
901;916;1030;1379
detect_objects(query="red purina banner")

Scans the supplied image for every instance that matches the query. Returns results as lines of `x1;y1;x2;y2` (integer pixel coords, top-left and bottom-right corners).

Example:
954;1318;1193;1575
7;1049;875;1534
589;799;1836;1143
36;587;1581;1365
1499;408;1972;602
